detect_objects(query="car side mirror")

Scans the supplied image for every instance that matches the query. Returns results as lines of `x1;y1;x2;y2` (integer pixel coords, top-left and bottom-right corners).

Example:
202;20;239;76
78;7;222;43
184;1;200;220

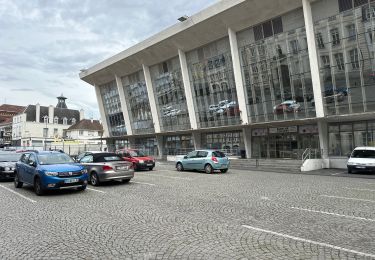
183;156;188;159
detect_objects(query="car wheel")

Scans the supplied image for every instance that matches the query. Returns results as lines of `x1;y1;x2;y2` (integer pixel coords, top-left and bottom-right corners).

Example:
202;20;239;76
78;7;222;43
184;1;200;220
176;163;184;172
149;167;154;171
34;177;44;196
220;169;228;173
77;185;86;191
133;163;138;171
122;179;131;183
14;172;23;188
347;168;352;174
90;172;100;186
205;164;213;174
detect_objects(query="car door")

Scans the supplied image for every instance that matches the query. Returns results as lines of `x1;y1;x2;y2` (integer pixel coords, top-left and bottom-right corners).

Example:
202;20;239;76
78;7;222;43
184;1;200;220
183;151;198;170
196;151;209;170
17;153;30;182
24;154;37;184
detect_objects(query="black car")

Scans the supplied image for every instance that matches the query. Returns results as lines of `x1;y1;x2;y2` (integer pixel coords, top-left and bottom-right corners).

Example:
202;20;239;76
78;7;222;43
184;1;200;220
0;152;21;180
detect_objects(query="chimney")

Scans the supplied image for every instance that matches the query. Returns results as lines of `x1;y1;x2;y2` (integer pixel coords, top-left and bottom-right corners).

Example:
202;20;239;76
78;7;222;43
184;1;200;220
80;109;84;121
48;105;54;123
36;103;40;123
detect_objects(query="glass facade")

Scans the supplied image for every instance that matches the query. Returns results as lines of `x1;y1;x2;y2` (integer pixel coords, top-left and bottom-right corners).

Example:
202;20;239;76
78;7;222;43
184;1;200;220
238;9;315;123
202;131;243;156
134;137;158;156
163;135;194;155
328;120;375;156
186;38;241;128
121;71;154;134
150;57;190;132
313;0;375;115
100;81;126;137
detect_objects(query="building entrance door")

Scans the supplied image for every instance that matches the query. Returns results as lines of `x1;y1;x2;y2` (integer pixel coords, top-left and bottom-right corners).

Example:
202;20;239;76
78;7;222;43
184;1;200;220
269;134;298;158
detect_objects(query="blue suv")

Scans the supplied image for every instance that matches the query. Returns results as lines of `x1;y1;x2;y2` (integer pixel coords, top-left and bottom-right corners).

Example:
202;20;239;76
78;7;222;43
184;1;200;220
14;150;88;195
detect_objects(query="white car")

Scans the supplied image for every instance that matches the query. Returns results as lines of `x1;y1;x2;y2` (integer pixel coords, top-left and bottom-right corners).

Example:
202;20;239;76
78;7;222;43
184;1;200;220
347;147;375;173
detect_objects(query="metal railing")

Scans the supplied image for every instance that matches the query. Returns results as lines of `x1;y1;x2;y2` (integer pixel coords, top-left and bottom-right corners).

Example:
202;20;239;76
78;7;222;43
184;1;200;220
302;148;322;163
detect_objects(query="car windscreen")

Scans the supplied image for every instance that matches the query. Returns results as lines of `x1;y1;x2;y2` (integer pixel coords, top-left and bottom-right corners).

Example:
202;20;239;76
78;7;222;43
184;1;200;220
212;151;226;158
0;153;21;162
129;150;146;157
37;153;75;165
351;150;375;158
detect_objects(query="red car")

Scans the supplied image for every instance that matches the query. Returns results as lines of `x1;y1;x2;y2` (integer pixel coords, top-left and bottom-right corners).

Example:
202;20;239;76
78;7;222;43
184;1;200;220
116;149;155;171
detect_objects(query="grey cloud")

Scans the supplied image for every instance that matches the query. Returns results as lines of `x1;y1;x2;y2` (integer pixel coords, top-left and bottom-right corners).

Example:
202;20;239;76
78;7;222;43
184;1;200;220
11;88;34;92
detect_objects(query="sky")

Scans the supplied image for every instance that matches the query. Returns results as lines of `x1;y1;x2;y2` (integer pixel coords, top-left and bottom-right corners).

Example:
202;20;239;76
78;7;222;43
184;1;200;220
0;0;216;119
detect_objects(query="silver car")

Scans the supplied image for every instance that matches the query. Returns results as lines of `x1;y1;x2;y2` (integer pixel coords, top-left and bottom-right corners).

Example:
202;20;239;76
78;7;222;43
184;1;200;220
79;152;134;186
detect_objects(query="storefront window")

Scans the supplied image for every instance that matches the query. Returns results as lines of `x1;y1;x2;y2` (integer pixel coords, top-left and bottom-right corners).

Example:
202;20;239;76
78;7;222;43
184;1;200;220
202;131;243;156
134;137;157;156
186;38;241;128
150;57;191;132
163;135;194;155
100;81;126;137
121;71;154;134
238;9;315;123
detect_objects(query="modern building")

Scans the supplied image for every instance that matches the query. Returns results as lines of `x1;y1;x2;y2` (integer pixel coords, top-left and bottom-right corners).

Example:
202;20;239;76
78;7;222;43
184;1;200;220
12;95;84;147
0;104;26;146
79;0;375;165
65;119;104;145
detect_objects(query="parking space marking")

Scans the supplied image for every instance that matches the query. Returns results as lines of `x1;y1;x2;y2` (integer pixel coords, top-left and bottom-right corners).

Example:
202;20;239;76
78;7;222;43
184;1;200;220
140;173;193;181
87;187;106;194
242;225;375;259
331;172;345;176
344;187;375;192
0;184;36;203
130;181;156;186
320;195;375;203
291;207;375;222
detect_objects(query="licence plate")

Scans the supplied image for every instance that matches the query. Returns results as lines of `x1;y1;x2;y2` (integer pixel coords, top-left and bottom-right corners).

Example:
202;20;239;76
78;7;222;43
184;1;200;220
356;166;366;169
147;164;153;166
65;178;79;183
117;166;128;170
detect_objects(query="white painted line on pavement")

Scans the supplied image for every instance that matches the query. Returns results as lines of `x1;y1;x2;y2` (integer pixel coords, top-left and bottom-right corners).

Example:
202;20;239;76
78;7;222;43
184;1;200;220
242;225;375;259
320;195;375;203
87;187;106;194
130;181;156;186
331;172;344;176
344;187;375;192
140;173;193;181
291;207;375;222
0;184;36;203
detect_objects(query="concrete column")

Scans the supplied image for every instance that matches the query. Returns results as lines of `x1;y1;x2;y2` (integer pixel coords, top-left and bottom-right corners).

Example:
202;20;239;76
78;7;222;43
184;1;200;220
228;27;249;124
48;105;54;124
156;135;165;159
36;103;40;123
243;128;252;159
115;75;133;135
178;49;198;129
318;120;328;159
192;131;202;150
94;84;110;137
302;0;325;118
143;64;161;133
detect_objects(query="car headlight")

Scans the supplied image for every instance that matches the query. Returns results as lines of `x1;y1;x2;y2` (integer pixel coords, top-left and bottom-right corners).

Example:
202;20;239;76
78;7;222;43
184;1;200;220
45;171;58;176
139;160;144;163
4;167;10;171
81;169;88;174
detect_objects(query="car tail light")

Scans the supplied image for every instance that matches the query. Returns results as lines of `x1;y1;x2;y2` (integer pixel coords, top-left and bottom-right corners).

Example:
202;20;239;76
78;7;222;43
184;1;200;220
102;165;113;171
211;156;219;163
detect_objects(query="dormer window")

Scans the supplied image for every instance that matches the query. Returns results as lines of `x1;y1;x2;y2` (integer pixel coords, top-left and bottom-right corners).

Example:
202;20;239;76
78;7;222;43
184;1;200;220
71;118;76;125
63;117;67;125
54;116;58;124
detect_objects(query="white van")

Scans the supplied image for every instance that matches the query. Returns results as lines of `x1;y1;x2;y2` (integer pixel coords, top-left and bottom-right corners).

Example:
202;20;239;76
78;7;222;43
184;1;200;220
347;147;375;173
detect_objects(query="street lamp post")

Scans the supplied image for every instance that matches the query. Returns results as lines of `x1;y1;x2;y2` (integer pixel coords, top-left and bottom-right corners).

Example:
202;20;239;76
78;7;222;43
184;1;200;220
44;116;48;150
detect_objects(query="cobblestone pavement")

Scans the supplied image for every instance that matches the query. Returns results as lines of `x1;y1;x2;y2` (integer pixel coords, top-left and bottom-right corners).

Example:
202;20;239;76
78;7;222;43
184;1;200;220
1;163;375;259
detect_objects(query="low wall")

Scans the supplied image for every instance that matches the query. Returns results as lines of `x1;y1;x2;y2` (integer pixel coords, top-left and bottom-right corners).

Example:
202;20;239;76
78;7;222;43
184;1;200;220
329;158;347;169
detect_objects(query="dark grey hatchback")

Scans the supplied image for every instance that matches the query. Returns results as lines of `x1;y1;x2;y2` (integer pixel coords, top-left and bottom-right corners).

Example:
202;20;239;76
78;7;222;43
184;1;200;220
0;152;21;180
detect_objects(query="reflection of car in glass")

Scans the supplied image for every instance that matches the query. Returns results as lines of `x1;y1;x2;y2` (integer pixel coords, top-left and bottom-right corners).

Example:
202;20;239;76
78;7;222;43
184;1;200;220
79;152;134;186
347;147;375;174
0;152;21;180
323;85;348;103
209;104;220;113
273;100;301;114
15;151;88;195
176;150;230;174
117;149;155;171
